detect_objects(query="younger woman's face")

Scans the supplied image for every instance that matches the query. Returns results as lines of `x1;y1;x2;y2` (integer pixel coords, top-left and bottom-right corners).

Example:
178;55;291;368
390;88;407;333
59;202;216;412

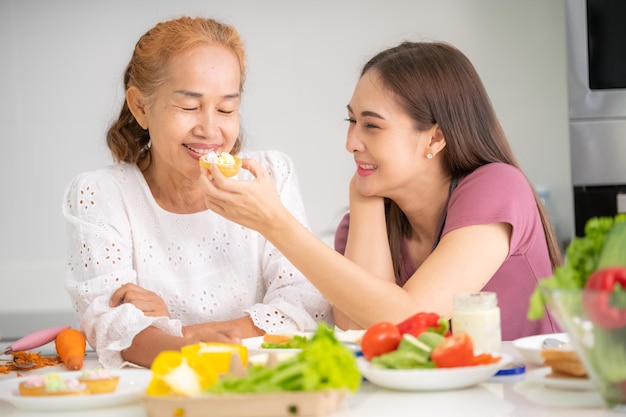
345;69;431;198
138;44;242;181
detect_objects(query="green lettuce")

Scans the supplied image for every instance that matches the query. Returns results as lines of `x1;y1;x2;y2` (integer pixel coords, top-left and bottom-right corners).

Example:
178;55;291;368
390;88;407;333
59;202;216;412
370;331;444;369
528;214;626;320
260;334;309;349
207;323;361;394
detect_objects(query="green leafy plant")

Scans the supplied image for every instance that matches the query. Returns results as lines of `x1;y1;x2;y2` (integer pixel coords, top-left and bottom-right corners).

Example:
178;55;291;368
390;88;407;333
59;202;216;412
528;214;626;320
208;323;361;394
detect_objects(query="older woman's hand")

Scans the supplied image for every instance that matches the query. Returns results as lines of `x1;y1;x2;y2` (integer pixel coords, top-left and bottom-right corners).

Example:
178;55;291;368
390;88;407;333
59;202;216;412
199;158;288;235
109;283;170;318
182;323;242;345
181;315;264;344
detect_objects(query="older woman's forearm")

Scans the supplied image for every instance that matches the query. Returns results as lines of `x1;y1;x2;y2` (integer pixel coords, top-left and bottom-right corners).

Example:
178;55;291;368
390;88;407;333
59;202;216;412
120;327;188;368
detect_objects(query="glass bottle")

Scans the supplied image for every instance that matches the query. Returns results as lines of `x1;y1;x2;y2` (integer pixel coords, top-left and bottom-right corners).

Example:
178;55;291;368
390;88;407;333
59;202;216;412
451;292;501;353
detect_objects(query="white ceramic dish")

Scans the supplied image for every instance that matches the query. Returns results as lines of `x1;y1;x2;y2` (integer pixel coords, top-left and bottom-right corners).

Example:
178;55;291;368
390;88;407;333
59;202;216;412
243;330;364;356
512;333;569;365
0;369;151;411
357;354;510;391
335;329;365;344
525;367;594;391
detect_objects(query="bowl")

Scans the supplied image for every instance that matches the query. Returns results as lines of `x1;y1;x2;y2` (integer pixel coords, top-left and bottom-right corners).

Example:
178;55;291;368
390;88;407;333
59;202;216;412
542;288;626;411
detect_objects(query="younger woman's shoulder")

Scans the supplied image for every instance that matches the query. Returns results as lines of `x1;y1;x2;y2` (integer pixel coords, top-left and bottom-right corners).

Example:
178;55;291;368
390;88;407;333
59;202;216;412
464;162;528;189
472;162;524;177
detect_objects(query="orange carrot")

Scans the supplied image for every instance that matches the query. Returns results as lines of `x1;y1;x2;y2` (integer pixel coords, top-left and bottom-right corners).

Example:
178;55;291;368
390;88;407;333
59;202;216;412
54;328;86;370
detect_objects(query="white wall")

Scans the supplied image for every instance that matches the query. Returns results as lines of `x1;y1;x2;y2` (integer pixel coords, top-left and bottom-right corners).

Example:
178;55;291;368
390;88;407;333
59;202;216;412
0;0;572;322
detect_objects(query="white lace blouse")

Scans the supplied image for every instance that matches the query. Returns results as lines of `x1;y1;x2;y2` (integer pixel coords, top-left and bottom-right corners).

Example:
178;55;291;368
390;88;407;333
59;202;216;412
63;150;331;368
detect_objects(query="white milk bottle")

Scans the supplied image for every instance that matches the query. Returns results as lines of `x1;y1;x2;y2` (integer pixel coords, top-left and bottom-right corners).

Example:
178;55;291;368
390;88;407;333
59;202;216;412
451;292;501;353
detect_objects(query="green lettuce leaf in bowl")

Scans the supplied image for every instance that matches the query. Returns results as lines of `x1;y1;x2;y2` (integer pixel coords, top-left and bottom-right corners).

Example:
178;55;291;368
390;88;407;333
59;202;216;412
528;214;626;320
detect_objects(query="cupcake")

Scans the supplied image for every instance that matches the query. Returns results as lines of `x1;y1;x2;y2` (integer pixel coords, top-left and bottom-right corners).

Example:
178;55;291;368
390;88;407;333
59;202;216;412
78;368;120;394
18;373;89;396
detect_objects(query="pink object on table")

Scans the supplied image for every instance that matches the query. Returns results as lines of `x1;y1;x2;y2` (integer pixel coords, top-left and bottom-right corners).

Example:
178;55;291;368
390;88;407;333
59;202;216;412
2;325;71;354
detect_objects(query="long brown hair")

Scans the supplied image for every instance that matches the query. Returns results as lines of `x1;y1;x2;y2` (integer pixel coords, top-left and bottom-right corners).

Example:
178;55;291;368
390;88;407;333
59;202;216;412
106;16;246;167
361;41;562;283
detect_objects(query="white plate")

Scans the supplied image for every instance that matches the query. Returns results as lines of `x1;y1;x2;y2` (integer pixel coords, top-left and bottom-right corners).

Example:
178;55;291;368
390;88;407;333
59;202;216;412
512;333;569;365
357;354;510;391
334;329;365;344
0;369;151;411
242;331;364;356
525;367;594;391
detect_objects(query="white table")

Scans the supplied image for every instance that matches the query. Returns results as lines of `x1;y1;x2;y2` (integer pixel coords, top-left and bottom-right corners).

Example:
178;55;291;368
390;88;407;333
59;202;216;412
0;341;624;417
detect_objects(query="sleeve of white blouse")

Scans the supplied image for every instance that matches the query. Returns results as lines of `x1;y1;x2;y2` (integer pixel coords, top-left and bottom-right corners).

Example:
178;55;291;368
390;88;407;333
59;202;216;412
62;168;182;369
243;151;333;333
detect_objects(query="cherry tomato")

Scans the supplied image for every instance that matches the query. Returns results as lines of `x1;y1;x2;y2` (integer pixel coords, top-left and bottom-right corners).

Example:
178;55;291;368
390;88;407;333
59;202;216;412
431;332;474;368
361;322;402;360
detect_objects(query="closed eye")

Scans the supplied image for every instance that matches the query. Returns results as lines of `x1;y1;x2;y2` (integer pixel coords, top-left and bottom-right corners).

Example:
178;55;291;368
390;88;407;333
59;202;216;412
344;118;379;129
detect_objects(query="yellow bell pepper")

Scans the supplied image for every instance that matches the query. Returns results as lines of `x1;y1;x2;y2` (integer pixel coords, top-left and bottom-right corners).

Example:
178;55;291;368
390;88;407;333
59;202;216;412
145;350;218;397
181;342;248;374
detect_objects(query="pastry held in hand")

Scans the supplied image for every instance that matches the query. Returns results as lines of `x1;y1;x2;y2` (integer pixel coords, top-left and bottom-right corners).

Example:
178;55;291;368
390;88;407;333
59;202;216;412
2;325;71;355
199;151;242;177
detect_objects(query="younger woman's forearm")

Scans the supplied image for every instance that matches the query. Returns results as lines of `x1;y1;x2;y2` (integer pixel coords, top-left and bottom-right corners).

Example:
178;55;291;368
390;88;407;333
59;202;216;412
344;197;395;280
263;212;411;328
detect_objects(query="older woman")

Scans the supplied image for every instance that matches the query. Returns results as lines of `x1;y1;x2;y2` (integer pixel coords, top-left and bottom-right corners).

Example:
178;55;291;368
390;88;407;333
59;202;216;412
63;16;330;369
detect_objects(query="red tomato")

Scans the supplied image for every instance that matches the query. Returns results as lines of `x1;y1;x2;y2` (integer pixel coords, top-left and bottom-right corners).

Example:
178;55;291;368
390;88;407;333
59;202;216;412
431;332;474;368
396;312;441;337
361;322;402;360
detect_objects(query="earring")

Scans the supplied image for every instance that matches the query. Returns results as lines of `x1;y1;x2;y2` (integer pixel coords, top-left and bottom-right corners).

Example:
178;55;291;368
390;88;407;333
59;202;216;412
427;153;433;159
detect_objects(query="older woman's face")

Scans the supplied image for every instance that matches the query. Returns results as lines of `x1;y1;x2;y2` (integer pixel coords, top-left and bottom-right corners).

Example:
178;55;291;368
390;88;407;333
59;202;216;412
142;44;241;180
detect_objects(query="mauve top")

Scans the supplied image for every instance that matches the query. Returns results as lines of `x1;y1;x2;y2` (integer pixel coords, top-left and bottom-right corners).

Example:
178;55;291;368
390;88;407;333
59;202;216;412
334;162;559;340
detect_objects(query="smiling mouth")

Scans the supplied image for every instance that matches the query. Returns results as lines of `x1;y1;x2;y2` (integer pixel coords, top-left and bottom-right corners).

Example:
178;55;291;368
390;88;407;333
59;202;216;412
358;163;378;170
183;144;211;155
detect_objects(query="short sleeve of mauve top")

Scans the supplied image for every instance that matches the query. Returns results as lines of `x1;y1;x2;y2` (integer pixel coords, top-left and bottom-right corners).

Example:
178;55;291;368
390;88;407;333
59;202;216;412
442;162;540;259
441;163;558;339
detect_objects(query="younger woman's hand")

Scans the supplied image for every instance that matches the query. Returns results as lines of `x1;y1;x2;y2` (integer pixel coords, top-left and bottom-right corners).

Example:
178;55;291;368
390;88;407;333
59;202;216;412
110;283;170;318
349;173;384;207
199;158;289;235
